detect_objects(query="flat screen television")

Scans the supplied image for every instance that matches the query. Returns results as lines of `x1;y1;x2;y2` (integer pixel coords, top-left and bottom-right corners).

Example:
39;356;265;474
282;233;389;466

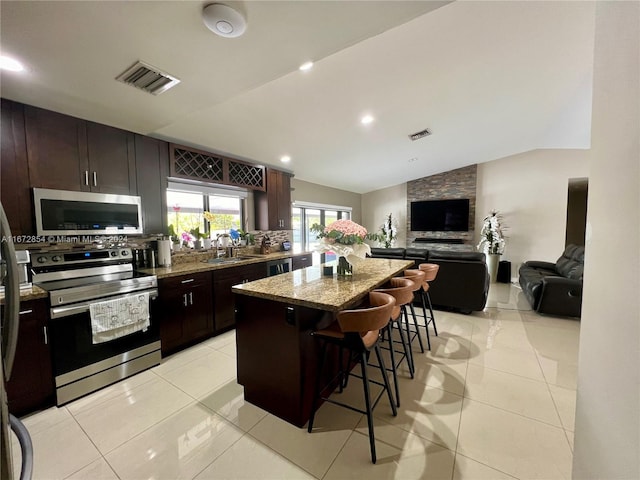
410;199;470;232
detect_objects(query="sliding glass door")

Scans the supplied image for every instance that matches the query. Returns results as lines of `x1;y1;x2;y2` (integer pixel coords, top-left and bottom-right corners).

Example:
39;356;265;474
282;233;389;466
293;204;351;264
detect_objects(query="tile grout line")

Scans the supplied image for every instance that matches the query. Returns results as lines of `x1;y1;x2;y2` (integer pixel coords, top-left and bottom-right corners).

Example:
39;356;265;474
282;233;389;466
450;316;473;480
63;406;121;480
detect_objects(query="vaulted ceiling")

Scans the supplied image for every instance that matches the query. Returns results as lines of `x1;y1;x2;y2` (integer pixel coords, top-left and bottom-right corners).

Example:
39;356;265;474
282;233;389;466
1;1;595;193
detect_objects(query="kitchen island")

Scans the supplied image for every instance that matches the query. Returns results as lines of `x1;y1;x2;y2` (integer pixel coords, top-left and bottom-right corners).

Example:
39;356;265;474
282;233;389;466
232;258;413;427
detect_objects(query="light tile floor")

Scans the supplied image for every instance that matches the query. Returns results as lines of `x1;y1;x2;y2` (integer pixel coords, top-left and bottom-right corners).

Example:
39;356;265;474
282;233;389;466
11;282;580;479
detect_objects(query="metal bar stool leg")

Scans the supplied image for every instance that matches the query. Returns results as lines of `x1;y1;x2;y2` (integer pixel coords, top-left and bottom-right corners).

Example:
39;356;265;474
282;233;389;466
359;353;377;463
394;317;414;378
408;302;426;352
418;289;431;350
375;343;397;415
386;324;400;407
426;290;438;336
401;306;415;375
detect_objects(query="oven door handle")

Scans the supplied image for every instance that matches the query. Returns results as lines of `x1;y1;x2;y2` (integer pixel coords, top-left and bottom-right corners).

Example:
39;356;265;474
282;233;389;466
50;289;158;319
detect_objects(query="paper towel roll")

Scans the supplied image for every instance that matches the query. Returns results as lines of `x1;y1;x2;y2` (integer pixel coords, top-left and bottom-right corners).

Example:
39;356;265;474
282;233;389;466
157;239;172;267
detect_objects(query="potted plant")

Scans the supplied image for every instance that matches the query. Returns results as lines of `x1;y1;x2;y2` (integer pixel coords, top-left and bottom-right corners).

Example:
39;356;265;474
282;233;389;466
477;210;506;282
377;213;397;248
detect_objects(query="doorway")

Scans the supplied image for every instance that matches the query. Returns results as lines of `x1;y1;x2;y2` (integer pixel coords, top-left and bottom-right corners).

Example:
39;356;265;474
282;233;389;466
565;178;588;247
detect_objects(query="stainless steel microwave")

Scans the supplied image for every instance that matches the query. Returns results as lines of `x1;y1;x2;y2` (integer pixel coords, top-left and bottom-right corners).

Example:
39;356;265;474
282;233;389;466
33;188;144;236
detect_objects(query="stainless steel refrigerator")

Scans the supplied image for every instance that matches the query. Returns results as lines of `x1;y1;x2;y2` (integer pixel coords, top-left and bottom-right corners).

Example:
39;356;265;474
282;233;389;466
1;202;33;480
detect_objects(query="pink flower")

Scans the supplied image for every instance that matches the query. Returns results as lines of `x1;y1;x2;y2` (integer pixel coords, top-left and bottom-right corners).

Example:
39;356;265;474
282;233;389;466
324;220;368;238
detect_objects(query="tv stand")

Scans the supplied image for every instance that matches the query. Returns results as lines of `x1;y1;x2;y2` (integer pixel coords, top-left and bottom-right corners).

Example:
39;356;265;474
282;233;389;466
415;238;465;244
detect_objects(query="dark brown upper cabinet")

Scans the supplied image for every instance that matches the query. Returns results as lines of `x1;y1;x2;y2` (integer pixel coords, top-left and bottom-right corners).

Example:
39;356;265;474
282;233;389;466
85;121;136;195
254;168;292;231
134;134;169;235
25;105;136;195
1;99;33;235
25;105;88;192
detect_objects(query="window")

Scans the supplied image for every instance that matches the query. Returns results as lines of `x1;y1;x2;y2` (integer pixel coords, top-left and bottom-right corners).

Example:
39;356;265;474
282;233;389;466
167;180;246;241
292;202;352;264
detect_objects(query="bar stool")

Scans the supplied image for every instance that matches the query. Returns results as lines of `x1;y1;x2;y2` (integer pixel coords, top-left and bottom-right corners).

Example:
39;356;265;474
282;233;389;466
418;263;440;339
403;269;430;351
374;277;416;406
307;291;397;464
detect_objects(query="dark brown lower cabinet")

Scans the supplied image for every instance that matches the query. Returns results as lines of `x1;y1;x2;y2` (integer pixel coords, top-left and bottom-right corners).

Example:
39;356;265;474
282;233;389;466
157;272;214;356
212;262;266;332
6;299;55;416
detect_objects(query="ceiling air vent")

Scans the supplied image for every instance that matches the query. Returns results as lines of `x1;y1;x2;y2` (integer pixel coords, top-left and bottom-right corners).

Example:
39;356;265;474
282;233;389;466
116;61;180;95
408;128;432;141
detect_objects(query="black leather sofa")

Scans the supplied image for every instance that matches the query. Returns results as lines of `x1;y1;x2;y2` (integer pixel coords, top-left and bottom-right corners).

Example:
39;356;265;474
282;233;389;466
369;247;489;313
518;244;584;318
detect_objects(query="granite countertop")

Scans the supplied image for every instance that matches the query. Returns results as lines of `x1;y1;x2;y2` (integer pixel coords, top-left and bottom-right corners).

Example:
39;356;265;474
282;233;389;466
232;258;414;312
137;249;312;279
0;284;48;304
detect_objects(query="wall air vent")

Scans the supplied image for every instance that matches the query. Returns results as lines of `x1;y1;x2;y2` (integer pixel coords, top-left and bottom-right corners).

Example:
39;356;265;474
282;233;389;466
116;61;180;95
409;128;432;141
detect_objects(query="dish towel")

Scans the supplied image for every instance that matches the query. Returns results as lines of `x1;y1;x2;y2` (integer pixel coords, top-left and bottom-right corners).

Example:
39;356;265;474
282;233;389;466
89;292;150;344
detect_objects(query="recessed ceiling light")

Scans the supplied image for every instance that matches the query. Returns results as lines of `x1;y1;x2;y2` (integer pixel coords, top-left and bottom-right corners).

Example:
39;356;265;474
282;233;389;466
361;115;374;125
280;155;291;163
299;61;313;72
0;56;25;72
409;157;418;163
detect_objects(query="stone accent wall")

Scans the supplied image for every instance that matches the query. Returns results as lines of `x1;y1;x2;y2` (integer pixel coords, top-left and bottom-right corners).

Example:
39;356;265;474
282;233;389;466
407;164;477;250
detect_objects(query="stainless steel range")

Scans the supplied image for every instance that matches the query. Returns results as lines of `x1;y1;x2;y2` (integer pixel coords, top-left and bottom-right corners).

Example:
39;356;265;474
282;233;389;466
32;247;160;405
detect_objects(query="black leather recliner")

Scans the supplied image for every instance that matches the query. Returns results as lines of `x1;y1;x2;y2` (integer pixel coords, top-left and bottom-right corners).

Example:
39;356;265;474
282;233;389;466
518;244;584;318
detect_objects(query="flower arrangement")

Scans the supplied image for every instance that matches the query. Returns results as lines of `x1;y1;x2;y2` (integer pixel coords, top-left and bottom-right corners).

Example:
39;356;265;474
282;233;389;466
477;211;506;255
377;213;397;248
311;220;373;274
181;231;196;248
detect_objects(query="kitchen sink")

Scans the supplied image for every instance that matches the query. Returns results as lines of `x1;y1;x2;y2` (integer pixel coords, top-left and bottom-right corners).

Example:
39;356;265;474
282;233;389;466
204;258;244;265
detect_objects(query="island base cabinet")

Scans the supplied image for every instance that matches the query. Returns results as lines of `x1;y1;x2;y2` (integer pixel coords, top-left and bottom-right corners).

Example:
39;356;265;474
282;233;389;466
235;294;344;428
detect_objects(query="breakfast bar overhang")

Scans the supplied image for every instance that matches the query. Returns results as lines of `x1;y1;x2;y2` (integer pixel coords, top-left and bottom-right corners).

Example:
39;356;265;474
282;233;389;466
232;258;414;427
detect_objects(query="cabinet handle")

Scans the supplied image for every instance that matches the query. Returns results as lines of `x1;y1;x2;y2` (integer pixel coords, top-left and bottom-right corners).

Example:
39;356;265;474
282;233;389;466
84;171;89;186
93;171;97;187
19;309;33;315
189;292;193;305
181;278;195;284
183;293;188;307
43;326;48;345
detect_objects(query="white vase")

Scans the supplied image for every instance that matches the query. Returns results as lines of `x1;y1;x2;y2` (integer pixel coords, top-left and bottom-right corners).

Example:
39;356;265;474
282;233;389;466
486;253;500;283
203;238;212;250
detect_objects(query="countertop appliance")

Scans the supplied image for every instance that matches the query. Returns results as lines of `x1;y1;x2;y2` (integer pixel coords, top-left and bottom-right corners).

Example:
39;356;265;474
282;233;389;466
33;188;144;236
32;247;160;406
1;202;33;480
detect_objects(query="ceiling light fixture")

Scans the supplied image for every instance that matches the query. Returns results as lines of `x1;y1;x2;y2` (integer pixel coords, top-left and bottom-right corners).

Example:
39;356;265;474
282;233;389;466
0;55;24;72
361;115;374;125
280;155;291;163
202;3;247;38
299;61;313;72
